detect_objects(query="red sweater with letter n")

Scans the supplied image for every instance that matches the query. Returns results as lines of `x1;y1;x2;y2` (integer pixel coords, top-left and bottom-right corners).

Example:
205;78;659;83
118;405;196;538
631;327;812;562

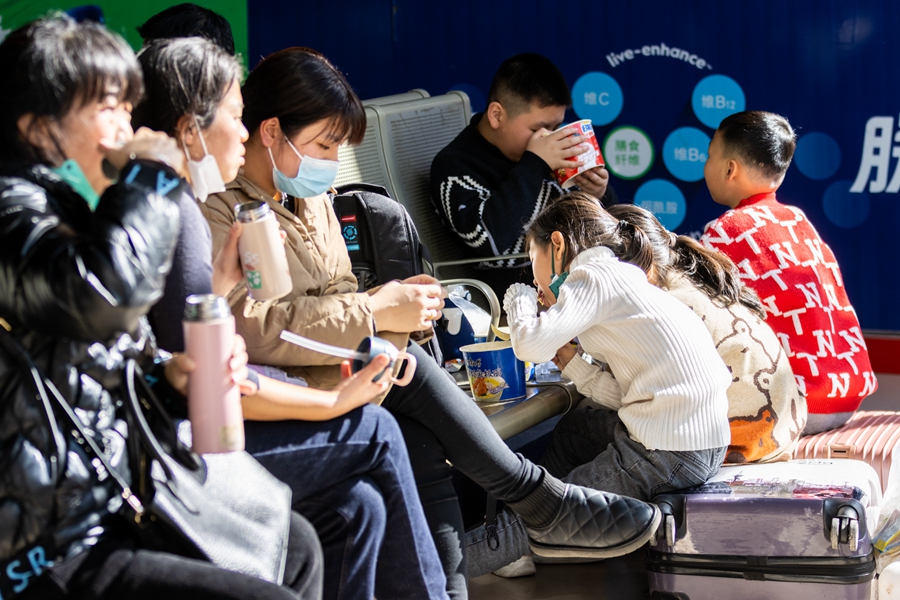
700;192;876;414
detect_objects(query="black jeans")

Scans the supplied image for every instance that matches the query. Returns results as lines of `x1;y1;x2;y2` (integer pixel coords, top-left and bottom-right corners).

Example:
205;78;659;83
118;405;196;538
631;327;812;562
21;512;323;600
381;343;544;599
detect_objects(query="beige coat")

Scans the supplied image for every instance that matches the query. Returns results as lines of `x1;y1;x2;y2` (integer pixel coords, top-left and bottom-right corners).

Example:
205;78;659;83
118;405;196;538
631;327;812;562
202;176;407;391
667;274;807;464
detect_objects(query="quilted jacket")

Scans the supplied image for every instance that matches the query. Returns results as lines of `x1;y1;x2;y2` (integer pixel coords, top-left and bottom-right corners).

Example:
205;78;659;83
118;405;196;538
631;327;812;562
0;161;182;564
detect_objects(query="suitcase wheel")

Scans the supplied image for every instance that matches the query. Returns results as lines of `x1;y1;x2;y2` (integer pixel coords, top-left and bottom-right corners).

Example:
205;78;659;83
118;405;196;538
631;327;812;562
830;510;860;551
650;514;678;547
665;514;676;547
831;517;840;550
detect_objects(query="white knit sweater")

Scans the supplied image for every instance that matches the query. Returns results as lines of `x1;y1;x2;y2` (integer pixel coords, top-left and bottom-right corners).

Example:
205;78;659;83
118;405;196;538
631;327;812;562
505;246;732;451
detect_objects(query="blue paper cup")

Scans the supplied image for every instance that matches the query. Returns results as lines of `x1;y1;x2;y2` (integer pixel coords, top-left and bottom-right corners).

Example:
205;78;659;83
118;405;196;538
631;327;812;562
460;341;526;402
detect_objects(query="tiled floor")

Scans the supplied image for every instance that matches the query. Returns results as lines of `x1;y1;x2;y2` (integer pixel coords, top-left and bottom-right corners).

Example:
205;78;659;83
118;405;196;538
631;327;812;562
469;374;900;599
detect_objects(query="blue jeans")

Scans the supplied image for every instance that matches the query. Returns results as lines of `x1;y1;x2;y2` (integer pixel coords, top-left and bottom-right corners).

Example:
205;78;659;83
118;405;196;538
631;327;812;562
244;404;447;600
381;343;545;599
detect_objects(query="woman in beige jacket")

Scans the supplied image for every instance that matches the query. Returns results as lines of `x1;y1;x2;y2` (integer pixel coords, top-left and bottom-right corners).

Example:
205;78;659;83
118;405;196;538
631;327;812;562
202;47;660;598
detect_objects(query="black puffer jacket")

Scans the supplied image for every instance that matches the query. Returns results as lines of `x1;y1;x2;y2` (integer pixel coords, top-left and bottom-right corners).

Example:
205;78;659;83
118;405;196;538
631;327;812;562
0;160;184;565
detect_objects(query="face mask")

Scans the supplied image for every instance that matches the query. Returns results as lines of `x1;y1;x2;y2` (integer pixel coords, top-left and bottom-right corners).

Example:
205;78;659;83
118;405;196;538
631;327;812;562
53;159;101;210
548;250;569;300
268;137;340;198
184;117;225;202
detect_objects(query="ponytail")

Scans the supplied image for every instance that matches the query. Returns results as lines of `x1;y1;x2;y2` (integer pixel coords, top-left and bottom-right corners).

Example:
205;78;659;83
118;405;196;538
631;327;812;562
615;220;654;274
526;192;650;269
607;204;767;320
672;236;766;319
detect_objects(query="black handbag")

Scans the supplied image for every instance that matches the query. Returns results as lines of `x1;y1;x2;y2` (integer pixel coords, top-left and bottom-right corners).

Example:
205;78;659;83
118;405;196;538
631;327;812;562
0;329;293;584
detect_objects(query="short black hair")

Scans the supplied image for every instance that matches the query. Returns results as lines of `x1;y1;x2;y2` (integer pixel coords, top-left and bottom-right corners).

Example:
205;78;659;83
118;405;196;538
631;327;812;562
138;3;235;56
242;47;366;146
133;37;243;136
0;14;143;165
487;53;571;117
717;111;796;179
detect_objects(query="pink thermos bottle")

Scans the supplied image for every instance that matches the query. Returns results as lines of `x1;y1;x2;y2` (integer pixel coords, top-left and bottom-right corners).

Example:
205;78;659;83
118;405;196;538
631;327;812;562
183;294;245;454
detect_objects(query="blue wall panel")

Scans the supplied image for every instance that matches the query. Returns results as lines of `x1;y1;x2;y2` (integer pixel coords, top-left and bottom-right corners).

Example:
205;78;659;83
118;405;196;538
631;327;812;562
248;0;899;330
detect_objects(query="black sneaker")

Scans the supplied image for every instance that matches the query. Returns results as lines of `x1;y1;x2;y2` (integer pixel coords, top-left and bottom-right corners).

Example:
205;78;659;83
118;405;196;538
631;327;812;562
526;484;661;558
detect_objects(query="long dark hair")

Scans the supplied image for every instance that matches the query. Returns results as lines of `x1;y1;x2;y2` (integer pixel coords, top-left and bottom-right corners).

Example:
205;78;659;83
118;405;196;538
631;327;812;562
607;204;767;319
525;192;654;272
241;47;365;145
133;37;243;135
0;14;143;166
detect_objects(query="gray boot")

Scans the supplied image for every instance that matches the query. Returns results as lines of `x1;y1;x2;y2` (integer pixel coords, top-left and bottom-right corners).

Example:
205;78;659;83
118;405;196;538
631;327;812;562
525;484;661;559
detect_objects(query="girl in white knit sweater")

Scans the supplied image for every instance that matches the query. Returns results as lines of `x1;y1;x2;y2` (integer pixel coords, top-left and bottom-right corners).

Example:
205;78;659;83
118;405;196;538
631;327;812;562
466;193;732;578
505;192;732;493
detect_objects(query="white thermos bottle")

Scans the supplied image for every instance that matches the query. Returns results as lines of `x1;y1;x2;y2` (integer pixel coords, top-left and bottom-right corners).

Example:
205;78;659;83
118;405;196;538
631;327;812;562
235;201;292;302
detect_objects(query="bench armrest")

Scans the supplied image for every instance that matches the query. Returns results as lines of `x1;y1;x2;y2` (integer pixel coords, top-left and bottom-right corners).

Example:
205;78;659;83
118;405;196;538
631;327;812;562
432;253;528;279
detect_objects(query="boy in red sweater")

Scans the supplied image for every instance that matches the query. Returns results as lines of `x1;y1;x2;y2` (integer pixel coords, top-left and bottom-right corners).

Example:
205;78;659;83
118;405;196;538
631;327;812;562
700;111;876;434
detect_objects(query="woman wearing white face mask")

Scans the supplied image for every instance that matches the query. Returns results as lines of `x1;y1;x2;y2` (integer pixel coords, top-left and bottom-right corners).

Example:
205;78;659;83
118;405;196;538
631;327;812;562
133;38;249;352
134;38;450;600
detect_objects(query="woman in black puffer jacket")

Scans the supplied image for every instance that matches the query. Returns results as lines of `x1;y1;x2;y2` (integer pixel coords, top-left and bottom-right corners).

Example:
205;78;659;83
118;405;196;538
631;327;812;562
0;15;322;600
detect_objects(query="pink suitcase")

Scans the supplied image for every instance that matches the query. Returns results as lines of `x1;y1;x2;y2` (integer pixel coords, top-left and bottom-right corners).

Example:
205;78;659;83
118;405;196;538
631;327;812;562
796;411;900;493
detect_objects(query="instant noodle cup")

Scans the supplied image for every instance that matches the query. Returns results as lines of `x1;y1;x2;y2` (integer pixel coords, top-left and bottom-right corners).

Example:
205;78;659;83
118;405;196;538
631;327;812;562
552;119;605;189
460;341;527;402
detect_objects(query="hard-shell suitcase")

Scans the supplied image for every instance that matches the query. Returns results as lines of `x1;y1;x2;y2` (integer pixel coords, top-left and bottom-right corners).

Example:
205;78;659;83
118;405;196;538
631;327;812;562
796;410;900;493
646;459;882;600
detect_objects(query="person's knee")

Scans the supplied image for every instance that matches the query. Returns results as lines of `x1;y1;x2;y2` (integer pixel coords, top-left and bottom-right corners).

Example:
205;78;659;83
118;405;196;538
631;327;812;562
343;477;388;542
302;478;388;546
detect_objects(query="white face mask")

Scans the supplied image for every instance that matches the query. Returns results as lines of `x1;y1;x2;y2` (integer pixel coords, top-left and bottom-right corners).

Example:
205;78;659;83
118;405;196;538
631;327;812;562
184;116;226;202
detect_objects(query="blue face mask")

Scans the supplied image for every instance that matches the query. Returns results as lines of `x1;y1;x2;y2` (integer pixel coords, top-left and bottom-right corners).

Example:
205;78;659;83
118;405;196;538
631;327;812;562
53;159;101;210
269;138;340;198
548;250;569;300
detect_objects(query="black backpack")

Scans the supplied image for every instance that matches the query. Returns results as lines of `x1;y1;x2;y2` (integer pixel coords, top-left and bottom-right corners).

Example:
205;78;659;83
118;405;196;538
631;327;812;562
331;183;432;292
331;183;443;366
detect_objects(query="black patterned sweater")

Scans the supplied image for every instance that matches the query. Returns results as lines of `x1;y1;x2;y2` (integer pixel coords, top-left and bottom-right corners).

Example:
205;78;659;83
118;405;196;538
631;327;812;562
430;114;617;268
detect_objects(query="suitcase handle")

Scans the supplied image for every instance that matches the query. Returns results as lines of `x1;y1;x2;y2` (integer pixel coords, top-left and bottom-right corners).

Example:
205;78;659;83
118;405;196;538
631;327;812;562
826;443;858;460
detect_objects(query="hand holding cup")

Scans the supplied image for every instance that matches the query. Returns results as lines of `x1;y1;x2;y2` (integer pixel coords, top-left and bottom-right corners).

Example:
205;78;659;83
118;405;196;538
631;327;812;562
101;127;186;177
571;165;610;198
550;120;605;189
525;126;588;171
